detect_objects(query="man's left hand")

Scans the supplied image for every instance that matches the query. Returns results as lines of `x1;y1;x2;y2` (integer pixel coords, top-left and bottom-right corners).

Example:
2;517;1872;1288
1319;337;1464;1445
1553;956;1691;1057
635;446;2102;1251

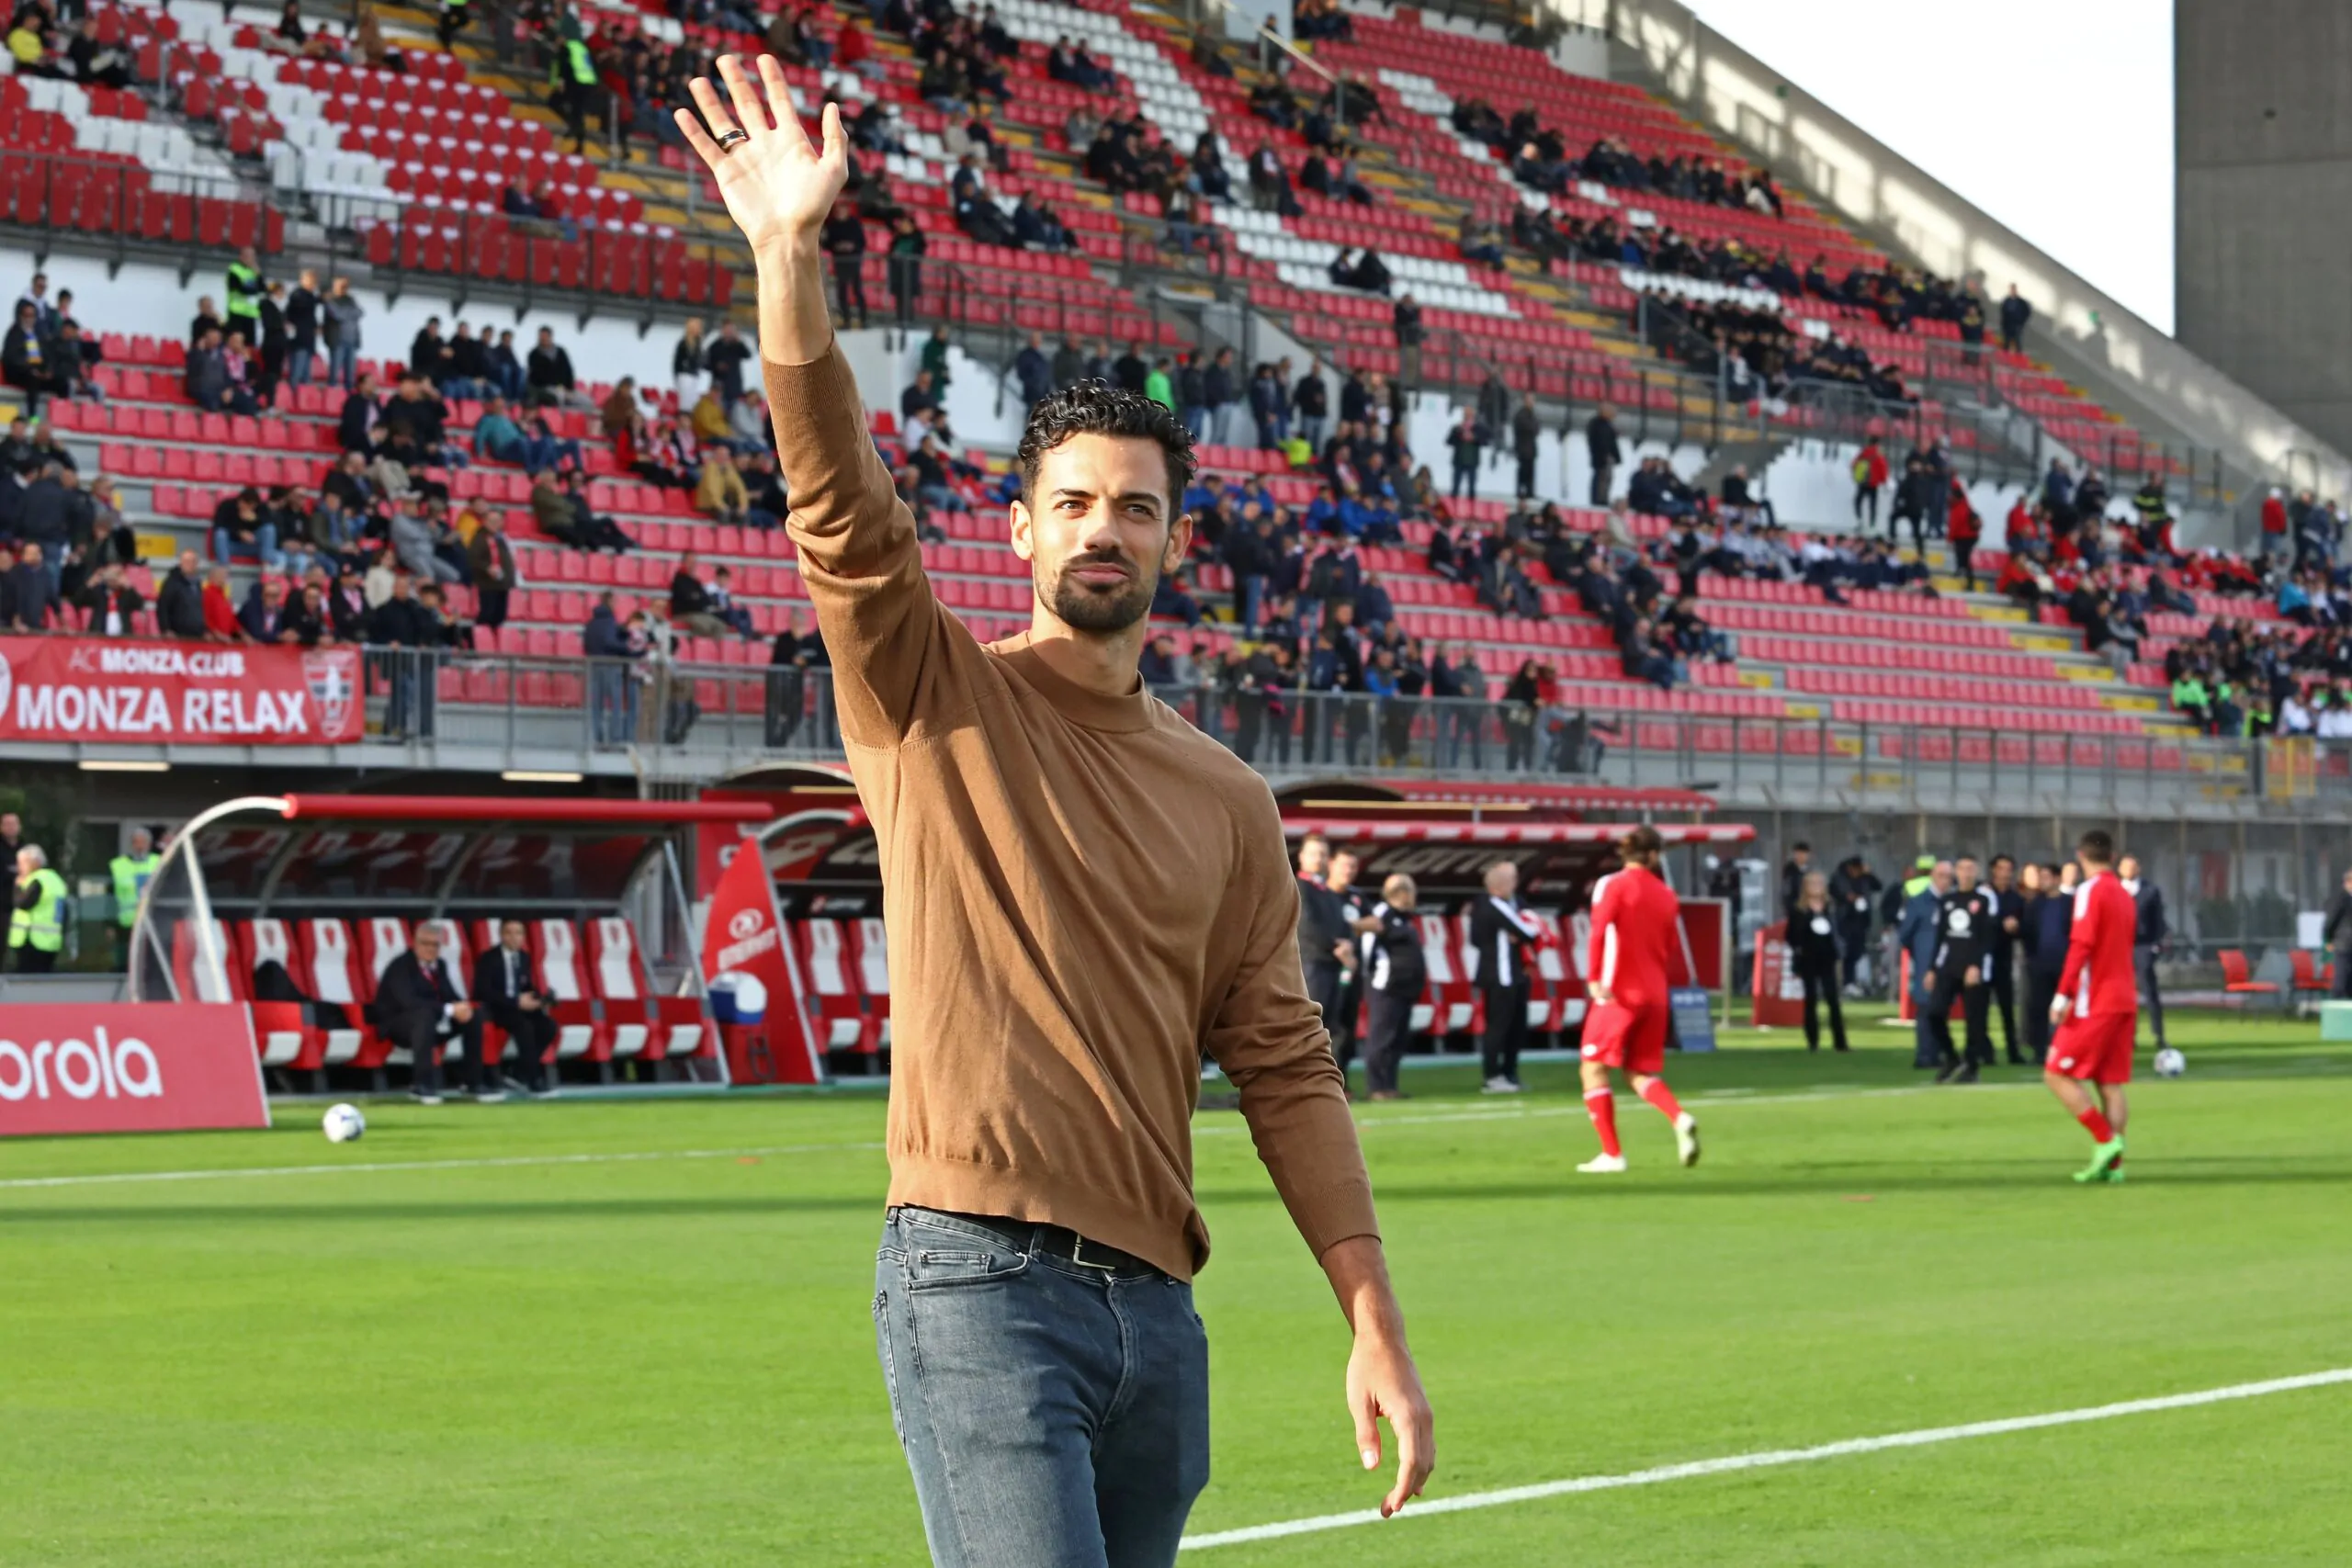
1346;1315;1433;1518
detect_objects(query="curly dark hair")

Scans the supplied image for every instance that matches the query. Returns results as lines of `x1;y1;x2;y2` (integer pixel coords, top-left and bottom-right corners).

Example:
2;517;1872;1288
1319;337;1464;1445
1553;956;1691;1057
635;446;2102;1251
1014;379;1194;516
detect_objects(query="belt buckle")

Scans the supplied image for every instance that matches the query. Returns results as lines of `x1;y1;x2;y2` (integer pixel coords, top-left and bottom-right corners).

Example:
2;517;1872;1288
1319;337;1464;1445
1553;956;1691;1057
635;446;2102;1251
1067;1234;1119;1272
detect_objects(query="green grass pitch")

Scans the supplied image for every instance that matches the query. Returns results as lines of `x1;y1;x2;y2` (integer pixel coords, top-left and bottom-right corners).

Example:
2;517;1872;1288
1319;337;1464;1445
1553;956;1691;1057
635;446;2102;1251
3;1013;2349;1565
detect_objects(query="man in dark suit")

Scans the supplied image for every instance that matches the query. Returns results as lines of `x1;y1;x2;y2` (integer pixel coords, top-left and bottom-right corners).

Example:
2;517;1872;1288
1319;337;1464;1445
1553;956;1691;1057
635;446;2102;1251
1983;853;2026;1064
471;918;558;1097
1294;833;1352;1074
372;923;482;1104
2117;855;2168;1052
1468;860;1544;1094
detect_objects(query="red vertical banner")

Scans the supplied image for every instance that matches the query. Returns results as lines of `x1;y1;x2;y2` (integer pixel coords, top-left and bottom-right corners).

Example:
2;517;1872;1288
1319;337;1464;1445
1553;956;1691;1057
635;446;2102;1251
1750;921;1806;1027
701;837;826;1084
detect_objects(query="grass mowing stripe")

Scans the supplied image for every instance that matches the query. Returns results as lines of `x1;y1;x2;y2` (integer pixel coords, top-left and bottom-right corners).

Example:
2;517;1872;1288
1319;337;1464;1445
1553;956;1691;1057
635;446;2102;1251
0;1081;2031;1191
1178;1367;2352;1551
0;1141;889;1190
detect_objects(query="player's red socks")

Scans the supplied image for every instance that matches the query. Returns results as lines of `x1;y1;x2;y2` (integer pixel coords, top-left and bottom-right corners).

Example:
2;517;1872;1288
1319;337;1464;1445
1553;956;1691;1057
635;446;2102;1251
1637;1078;1684;1122
2076;1106;2116;1144
1584;1089;1622;1157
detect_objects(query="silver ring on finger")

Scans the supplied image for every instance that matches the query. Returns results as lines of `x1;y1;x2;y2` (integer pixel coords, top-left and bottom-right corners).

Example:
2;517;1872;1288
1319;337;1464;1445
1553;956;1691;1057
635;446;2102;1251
716;128;751;152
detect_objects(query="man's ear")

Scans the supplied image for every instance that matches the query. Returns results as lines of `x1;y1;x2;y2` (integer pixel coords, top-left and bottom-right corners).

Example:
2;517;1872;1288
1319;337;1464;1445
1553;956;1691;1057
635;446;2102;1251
1008;497;1035;562
1163;509;1193;572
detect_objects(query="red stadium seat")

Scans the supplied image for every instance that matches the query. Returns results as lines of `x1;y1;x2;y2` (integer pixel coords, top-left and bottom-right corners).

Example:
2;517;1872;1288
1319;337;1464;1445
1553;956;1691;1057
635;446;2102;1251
530;918;612;1060
287;918;382;1066
796;919;870;1053
2219;949;2280;1004
2290;949;2335;998
1417;914;1475;1034
852;917;891;1052
588;916;708;1058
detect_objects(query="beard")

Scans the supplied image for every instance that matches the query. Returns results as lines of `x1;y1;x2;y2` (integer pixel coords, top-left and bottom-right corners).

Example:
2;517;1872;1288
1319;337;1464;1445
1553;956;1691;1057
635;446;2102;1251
1043;549;1158;633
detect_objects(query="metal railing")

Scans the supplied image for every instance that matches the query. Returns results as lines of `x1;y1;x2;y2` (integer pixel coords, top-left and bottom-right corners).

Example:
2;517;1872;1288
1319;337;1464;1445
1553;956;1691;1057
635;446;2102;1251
325;649;2352;818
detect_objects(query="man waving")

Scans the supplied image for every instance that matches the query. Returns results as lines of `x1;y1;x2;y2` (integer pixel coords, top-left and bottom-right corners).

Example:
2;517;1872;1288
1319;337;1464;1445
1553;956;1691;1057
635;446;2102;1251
676;58;1430;1568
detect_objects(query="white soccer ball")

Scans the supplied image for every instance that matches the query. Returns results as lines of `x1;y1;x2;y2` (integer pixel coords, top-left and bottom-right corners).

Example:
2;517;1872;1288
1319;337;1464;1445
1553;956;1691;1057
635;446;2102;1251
2153;1048;2186;1079
322;1102;368;1143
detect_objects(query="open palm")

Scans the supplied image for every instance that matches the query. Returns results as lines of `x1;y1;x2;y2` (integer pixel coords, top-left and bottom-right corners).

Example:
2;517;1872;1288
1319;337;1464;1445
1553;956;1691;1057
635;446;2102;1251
675;54;846;254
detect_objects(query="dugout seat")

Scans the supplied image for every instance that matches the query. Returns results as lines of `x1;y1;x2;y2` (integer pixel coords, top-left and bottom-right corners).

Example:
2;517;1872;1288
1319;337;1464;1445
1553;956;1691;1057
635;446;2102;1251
1417;914;1475;1035
290;918;385;1066
853;918;890;1052
172;916;243;1004
530;918;614;1060
796;919;871;1053
239;918;345;1069
1531;910;1581;1031
2219;949;2280;1006
588;916;708;1058
2289;949;2335;998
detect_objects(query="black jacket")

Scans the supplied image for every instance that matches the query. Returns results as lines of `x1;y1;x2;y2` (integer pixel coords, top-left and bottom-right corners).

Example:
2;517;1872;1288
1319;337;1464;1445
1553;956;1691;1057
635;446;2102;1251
472;942;543;1015
338;392;378;454
1787;905;1842;976
2128;879;2166;946
156;566;208;638
1363;904;1426;997
374;950;461;1032
1467;895;1541;989
1932;886;1996;974
2324;888;2352;956
1296;874;1351;973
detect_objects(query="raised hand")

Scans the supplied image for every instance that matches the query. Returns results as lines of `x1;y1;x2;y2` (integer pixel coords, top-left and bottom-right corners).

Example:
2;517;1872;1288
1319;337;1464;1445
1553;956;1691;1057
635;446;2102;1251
674;54;846;259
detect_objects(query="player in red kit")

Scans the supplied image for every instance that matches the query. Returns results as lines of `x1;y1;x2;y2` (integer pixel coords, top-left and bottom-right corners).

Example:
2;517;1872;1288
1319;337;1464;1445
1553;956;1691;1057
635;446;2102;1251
1577;826;1700;1173
2045;829;2138;1182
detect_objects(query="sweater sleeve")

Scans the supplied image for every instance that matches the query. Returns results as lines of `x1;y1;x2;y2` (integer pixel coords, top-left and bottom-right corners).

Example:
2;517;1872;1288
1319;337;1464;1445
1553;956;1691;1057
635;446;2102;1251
763;344;960;746
1204;784;1378;1259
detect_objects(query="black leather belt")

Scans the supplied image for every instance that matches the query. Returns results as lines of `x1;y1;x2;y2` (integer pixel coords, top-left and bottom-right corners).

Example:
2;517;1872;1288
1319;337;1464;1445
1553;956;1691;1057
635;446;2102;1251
895;1207;1162;1276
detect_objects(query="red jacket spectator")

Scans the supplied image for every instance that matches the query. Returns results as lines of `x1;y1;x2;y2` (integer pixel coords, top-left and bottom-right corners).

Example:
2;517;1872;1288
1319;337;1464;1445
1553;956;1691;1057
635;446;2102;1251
835;17;868;67
201;578;244;640
2260;490;2288;542
1946;480;1979;544
2005;498;2036;550
1854;442;1887;490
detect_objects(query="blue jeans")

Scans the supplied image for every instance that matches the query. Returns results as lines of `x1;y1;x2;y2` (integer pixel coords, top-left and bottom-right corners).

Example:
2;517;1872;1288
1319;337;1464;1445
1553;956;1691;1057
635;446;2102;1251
213;521;282;569
873;1207;1210;1568
329;342;357;388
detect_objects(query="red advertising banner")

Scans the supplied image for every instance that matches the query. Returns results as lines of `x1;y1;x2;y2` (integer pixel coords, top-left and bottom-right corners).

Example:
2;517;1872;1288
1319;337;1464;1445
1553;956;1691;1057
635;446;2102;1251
1750;920;1806;1027
701;840;827;1084
0;1004;270;1136
0;637;363;746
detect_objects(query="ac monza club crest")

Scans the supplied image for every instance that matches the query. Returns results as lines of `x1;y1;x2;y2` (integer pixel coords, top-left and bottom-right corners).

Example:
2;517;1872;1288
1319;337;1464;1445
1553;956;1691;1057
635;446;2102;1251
302;651;355;735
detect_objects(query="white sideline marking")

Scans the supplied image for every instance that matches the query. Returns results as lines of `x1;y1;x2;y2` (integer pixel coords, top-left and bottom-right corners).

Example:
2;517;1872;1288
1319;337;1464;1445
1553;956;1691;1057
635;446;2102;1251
0;1080;2007;1191
0;1141;887;1190
1179;1367;2352;1551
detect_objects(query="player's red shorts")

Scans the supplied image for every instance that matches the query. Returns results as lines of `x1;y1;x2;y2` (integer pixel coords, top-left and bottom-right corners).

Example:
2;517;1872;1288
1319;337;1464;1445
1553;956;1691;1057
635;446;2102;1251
1581;998;1669;1075
2049;1010;2135;1085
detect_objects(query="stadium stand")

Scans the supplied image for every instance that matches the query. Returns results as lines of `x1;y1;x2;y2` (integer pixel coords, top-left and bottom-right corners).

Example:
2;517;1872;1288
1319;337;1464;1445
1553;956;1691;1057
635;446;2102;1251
0;0;2345;777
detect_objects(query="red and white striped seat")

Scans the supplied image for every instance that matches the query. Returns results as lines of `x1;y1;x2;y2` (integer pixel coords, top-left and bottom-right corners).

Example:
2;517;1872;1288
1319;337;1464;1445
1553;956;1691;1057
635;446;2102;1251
293;918;383;1066
1552;910;1589;1030
588;916;707;1058
1419;914;1475;1034
530;918;609;1060
797;919;868;1052
853;918;890;1051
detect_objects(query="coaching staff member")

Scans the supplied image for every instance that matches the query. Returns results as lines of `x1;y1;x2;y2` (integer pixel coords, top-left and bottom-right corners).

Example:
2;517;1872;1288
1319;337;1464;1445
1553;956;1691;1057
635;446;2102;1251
1467;858;1543;1093
373;923;481;1105
678;59;1430;1568
473;918;559;1097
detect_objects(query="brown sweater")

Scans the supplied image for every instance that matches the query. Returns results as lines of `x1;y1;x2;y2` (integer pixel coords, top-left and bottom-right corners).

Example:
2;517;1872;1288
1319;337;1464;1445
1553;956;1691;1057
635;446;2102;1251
767;345;1377;1280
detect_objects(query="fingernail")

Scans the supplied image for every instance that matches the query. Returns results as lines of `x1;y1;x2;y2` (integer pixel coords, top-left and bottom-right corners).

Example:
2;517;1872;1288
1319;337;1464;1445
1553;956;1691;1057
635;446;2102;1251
1361;1450;1378;1470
